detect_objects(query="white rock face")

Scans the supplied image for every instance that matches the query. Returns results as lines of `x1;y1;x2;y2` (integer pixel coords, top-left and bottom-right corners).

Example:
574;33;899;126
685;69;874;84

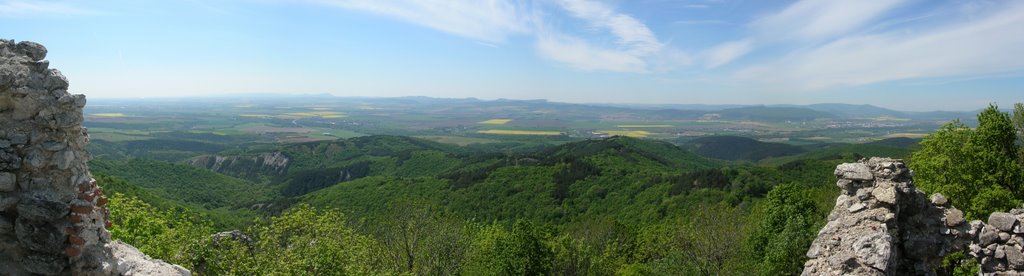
110;241;191;276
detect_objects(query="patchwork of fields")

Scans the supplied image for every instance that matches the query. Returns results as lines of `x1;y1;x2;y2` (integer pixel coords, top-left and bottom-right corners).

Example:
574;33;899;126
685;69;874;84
83;97;942;147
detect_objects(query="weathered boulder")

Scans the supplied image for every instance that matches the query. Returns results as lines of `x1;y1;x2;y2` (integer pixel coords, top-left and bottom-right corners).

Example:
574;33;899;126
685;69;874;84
946;209;965;227
990;212;1018;232
835;162;874;181
931;193;948;206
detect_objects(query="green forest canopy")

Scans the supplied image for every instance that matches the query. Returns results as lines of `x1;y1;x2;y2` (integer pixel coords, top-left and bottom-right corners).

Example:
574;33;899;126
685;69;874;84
96;103;1024;275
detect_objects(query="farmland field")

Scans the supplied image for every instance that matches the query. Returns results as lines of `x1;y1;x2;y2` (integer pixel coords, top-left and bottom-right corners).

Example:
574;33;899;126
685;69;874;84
477;130;562;135
239;126;315;134
600;130;651;138
81;96;955;150
416;136;500;146
886;133;929;138
617;124;673;128
280;111;346;118
478;119;512;125
91;113;127;117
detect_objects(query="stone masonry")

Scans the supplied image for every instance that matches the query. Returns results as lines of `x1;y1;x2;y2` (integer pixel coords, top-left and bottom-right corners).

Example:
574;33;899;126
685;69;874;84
2;39;188;275
803;157;1024;275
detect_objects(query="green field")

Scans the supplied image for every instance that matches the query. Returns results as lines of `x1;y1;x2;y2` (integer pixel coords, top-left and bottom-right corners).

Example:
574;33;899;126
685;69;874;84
617;124;673;128
478;129;562;135
83;96;952;147
416;135;500;145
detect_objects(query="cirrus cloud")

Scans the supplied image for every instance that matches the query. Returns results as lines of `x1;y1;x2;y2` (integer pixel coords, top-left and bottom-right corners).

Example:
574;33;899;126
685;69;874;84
736;1;1024;90
314;0;684;73
313;0;532;43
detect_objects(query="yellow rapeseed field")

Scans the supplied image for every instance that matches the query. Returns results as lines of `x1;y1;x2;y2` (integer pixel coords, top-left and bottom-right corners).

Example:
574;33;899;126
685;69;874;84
91;113;127;117
478;119;513;125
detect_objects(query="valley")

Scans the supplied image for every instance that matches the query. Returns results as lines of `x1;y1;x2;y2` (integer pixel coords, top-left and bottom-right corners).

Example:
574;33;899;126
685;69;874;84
84;96;960;149
81;96;942;274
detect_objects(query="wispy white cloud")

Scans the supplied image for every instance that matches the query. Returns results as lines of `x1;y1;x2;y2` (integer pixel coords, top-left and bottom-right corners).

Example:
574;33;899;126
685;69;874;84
703;0;910;68
315;0;682;73
0;0;97;17
535;0;687;72
752;0;911;40
304;0;1024;93
535;31;647;72
736;2;1024;90
704;39;752;68
554;0;664;55
313;0;532;43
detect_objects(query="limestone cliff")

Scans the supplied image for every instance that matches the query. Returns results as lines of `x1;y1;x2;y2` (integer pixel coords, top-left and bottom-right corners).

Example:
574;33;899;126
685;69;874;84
804;157;1024;275
188;151;290;181
1;39;189;275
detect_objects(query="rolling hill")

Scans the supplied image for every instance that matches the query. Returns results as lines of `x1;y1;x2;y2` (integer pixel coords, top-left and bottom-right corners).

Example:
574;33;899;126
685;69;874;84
684;136;806;161
717;106;837;122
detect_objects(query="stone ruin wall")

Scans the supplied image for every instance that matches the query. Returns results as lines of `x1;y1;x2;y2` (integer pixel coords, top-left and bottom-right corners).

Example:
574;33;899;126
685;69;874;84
1;39;188;275
804;157;1024;275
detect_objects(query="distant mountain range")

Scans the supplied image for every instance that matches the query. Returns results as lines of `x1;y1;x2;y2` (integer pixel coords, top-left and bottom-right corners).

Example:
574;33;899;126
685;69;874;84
90;95;983;123
599;102;980;121
681;135;920;162
366;96;982;122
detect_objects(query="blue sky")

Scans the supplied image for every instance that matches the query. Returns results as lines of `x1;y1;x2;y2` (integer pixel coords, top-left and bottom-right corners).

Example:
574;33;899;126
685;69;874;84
2;0;1023;111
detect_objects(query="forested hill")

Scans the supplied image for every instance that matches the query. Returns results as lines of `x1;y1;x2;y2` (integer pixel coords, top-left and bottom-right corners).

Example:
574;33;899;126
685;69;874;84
95;133;858;274
188;135;464;195
683;136;920;163
87;130;937;274
301;136;726;223
684;135;806;161
181;135;719;198
94;135;912;228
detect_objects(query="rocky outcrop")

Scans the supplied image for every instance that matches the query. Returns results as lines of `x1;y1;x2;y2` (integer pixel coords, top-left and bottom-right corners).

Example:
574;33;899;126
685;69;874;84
110;241;190;276
188;152;289;181
804;157;1024;275
1;39;188;275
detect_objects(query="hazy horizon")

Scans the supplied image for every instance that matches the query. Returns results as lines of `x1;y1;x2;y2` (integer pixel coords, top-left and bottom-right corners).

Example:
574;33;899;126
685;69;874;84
4;0;1023;111
84;92;998;113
